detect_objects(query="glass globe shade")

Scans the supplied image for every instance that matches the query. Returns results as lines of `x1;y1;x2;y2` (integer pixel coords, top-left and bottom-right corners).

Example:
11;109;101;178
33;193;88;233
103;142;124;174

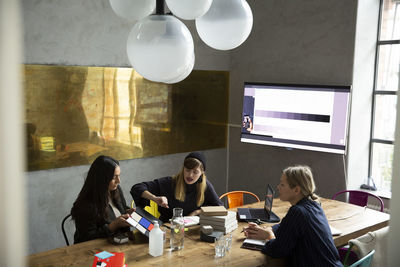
195;0;253;50
109;0;156;22
127;15;194;83
164;53;195;84
165;0;213;20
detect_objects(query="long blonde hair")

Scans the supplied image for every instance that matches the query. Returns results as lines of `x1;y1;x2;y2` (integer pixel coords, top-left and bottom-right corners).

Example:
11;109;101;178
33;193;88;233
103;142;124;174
283;165;319;202
172;158;207;207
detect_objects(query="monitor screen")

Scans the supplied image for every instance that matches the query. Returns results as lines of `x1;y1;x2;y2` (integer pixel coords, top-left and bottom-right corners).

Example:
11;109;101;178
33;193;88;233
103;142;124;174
241;82;351;154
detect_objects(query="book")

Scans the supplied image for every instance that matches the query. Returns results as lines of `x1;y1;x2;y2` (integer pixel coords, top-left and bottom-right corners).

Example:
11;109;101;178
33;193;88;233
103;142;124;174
92;251;125;267
200;230;224;243
241;239;266;251
209;221;238;234
199;211;236;223
199;216;237;227
201;206;228;216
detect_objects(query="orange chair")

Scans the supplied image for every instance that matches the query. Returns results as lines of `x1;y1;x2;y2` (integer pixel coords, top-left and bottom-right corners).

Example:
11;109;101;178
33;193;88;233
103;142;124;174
219;191;261;208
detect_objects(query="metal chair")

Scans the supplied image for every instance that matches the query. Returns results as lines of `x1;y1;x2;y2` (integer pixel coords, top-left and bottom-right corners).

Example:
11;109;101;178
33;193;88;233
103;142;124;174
332;190;384;212
345;249;375;267
219;191;261;208
61;214;72;246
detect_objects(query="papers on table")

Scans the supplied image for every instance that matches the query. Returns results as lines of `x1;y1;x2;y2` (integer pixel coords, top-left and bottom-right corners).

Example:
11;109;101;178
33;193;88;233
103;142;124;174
329;225;342;236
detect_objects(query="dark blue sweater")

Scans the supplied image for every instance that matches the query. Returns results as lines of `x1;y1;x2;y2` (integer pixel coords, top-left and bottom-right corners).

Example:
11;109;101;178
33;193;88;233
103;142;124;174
130;176;222;222
262;197;343;267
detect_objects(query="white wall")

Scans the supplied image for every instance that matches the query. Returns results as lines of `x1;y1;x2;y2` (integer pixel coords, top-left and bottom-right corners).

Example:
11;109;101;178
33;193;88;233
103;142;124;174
347;0;379;190
0;0;26;266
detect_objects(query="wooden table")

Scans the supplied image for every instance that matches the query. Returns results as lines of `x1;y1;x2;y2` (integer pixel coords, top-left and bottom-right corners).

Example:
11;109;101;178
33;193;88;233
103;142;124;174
28;198;389;267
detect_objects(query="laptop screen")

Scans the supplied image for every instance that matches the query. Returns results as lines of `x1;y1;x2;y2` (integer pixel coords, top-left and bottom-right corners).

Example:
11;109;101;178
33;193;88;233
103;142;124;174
264;184;275;214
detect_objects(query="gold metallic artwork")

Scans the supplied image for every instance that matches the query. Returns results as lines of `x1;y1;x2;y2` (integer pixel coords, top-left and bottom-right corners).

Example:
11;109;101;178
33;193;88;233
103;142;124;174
24;65;229;171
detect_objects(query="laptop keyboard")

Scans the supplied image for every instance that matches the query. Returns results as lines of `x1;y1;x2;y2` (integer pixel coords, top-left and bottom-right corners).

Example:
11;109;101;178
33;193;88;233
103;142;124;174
249;208;267;218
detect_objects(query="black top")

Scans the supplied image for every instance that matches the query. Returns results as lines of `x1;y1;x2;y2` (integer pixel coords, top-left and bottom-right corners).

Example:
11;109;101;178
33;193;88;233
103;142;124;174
130;176;223;222
262;197;343;267
72;186;130;244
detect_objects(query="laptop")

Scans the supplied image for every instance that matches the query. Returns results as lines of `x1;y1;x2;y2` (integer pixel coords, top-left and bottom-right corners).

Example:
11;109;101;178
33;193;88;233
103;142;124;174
237;184;280;223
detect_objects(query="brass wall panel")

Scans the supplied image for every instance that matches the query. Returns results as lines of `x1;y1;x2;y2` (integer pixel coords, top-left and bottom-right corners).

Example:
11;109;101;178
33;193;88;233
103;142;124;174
24;65;229;171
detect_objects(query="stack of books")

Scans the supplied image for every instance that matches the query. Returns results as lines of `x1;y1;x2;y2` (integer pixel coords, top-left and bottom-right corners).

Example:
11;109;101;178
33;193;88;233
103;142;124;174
199;206;238;234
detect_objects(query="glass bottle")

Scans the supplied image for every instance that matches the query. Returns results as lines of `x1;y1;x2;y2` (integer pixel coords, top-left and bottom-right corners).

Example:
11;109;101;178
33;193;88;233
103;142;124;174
170;207;184;250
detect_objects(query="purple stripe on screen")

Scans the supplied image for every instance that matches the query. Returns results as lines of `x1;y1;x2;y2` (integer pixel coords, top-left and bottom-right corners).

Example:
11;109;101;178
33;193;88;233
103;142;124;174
254;110;330;123
244;87;255;96
330;92;349;145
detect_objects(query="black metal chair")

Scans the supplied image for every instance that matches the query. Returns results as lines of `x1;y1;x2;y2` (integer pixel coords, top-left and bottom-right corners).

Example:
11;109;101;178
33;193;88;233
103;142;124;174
61;214;72;246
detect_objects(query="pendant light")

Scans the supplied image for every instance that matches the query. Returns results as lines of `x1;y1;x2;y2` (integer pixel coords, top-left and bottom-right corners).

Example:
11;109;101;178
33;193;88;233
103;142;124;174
126;0;194;83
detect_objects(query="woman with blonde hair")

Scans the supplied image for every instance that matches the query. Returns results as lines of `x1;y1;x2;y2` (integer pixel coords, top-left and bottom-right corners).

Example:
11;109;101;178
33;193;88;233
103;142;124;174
130;152;222;222
243;165;342;267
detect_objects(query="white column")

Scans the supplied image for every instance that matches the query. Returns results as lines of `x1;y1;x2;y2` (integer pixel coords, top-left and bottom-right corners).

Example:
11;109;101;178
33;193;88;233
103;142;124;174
0;0;26;266
389;78;400;266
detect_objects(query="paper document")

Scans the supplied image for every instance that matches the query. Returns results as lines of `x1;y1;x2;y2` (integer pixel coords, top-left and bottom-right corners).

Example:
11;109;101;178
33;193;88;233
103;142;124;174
329;225;342;236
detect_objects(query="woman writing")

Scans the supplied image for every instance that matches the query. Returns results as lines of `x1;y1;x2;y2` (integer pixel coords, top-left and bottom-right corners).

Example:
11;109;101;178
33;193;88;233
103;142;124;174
71;155;133;243
243;165;342;267
130;151;222;222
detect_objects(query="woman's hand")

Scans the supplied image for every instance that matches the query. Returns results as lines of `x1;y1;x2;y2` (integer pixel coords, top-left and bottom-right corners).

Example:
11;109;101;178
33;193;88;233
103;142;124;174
126;208;136;215
188;209;201;216
154;196;169;208
108;214;131;233
243;222;276;240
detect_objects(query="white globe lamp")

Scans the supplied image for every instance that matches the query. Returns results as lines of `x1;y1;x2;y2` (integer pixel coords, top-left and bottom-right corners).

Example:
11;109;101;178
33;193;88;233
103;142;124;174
165;0;213;20
109;0;156;22
164;53;195;84
127;15;194;83
195;0;253;50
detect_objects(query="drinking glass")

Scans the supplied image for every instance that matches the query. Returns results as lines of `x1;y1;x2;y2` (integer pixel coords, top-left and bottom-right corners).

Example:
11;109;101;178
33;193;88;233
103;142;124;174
225;233;233;252
214;236;226;257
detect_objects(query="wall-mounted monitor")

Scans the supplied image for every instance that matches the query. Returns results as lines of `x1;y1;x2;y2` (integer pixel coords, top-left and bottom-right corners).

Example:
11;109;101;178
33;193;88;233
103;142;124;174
241;82;351;154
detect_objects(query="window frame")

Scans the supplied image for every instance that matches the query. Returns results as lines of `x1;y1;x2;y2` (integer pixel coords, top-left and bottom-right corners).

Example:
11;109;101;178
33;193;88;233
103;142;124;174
368;0;400;191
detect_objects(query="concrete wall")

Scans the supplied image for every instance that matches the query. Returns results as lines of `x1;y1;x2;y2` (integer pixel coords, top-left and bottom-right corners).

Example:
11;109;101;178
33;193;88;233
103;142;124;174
24;0;360;254
227;0;357;198
23;0;229;254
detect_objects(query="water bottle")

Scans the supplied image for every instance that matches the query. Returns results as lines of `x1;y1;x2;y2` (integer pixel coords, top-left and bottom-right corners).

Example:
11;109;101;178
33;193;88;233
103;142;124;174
170;207;184;250
149;221;163;257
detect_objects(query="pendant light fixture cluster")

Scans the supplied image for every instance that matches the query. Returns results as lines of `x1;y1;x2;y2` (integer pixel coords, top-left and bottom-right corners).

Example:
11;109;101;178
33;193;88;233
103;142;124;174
110;0;253;84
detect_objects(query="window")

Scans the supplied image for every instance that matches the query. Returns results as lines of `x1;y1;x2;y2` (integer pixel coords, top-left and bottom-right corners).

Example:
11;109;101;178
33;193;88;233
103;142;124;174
369;0;400;192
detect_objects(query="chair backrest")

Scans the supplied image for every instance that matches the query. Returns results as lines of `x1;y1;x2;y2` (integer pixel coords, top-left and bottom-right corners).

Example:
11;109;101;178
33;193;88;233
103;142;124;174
219;191;261;208
61;214;73;246
348;250;375;267
332;190;384;212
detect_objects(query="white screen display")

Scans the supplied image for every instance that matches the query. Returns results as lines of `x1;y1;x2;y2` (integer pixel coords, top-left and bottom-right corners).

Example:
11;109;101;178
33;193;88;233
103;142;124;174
241;83;351;154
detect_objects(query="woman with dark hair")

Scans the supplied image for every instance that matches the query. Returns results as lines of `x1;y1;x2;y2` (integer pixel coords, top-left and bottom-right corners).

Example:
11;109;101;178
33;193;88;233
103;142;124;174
130;152;222;222
71;155;133;243
243;165;342;267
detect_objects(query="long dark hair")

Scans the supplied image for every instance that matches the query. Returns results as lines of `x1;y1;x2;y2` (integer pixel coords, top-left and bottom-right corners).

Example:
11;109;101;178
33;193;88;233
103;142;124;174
71;155;120;221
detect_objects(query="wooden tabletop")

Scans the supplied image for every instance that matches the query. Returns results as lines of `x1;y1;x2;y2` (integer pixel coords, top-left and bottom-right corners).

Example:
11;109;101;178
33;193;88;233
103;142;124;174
28;198;389;267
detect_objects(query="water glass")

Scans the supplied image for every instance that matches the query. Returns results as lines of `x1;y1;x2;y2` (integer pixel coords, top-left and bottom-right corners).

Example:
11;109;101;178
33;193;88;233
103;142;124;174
170;208;184;251
225;233;233;252
214;236;226;258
